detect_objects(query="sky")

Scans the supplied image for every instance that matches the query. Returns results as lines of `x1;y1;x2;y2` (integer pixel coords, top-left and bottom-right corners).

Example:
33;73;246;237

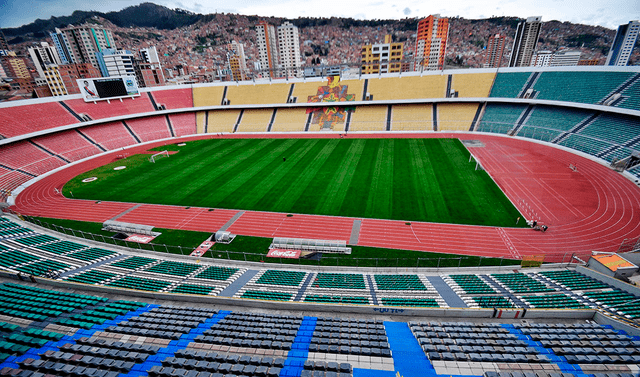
0;0;638;30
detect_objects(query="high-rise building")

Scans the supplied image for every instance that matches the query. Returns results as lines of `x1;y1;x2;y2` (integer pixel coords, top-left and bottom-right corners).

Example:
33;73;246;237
483;34;505;68
415;14;449;70
49;25;116;69
509;16;542;67
44;63;101;96
606;20;640;66
550;50;581;67
227;41;247;81
28;42;62;78
277;22;302;78
361;34;404;74
256;22;279;78
136;46;165;87
0;30;9;50
95;49;136;79
530;51;553;67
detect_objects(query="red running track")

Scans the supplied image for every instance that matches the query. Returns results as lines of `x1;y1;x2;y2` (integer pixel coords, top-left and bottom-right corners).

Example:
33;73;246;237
11;132;640;263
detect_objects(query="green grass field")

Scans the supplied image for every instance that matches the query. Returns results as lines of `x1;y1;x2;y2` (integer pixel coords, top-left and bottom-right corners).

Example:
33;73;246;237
63;138;525;227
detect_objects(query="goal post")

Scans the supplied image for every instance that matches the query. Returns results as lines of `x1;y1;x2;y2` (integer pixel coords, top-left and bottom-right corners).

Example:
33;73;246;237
149;150;169;163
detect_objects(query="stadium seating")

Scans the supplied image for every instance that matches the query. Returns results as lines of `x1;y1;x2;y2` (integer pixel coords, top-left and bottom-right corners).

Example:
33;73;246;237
225;83;291;105
348;105;387;131
522;105;594;132
108;256;158;270
451;72;495;98
558;133;614;156
437;103;479;131
270;108;308;132
489;72;532;98
446;274;496;295
124;116;172;142
374;274;427;290
199;109;243;133
64;269;118;285
144;261;202;276
0;141;66;176
64;97;155;121
532;71;635;104
168;113;197;137
241;290;293;301
32;130;103;162
255;270;307;286
476;103;527;134
150;87;194;109
537;270;609;291
366;75;447;100
390;104;433;131
312;273;366;290
192;85;226;107
616;77;640;111
235;109;275;132
490;273;554;294
582;289;640;319
578;113;640;146
79;121;139;150
0;101;79;138
519;293;586;309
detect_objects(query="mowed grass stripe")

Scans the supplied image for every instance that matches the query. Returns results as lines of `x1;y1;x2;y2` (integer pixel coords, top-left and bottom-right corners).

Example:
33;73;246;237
64;138;526;226
316;139;366;215
230;139;319;210
365;139;394;219
341;139;378;218
199;139;295;208
271;140;341;212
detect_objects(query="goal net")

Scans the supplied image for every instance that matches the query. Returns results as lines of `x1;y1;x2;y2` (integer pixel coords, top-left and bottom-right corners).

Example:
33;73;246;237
149;150;169;163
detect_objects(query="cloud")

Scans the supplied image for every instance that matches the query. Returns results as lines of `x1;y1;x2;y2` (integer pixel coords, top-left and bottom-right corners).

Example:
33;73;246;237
403;7;411;15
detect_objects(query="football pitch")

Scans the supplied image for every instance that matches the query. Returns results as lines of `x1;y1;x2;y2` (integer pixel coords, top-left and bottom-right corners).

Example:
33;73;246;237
64;138;526;227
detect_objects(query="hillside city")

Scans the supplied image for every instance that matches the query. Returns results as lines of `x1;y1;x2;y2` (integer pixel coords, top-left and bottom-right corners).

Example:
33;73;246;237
0;3;638;101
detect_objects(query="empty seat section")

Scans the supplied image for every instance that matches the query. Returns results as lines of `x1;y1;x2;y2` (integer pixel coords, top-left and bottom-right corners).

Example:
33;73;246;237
107;276;172;292
489;72;532;98
349;105;387;131
523;105;593;133
0;170;32;198
124;116;171;142
168;113;196;137
236;109;272;132
109;256;157;270
521;293;586;309
391;104;432;131
447;274;496;294
313;273;366;289
241;290;293;301
0;250;40;268
533;71;635;104
438;103;479;131
578;113;640;146
169;283;216;295
602;146;637;163
80;121;139;150
64;97;155;120
64;269;118;285
270;108;307;132
558;133;613;156
537;270;609;290
0;101;78;138
196;111;206;133
67;247;116;261
476;103;527;134
367;75;447;100
225;83;290;105
374;275;426;290
144;261;201;277
617;77;640;110
452;72;496;97
32;130;102;162
206;109;242;133
380;297;439;307
582;289;640;319
292;80;331;102
150;87;193;109
471;296;515;308
193;86;226;107
304;294;370;305
193;265;239;281
0;141;66;175
490;273;553;294
255;270;306;286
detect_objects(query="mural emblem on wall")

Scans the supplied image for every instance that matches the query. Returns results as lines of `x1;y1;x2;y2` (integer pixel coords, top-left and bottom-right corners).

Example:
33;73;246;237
306;76;356;130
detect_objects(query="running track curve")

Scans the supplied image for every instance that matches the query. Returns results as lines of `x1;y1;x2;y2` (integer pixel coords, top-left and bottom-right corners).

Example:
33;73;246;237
11;132;640;263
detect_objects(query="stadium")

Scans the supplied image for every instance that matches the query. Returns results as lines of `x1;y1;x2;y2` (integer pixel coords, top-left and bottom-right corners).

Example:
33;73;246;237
0;66;640;377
